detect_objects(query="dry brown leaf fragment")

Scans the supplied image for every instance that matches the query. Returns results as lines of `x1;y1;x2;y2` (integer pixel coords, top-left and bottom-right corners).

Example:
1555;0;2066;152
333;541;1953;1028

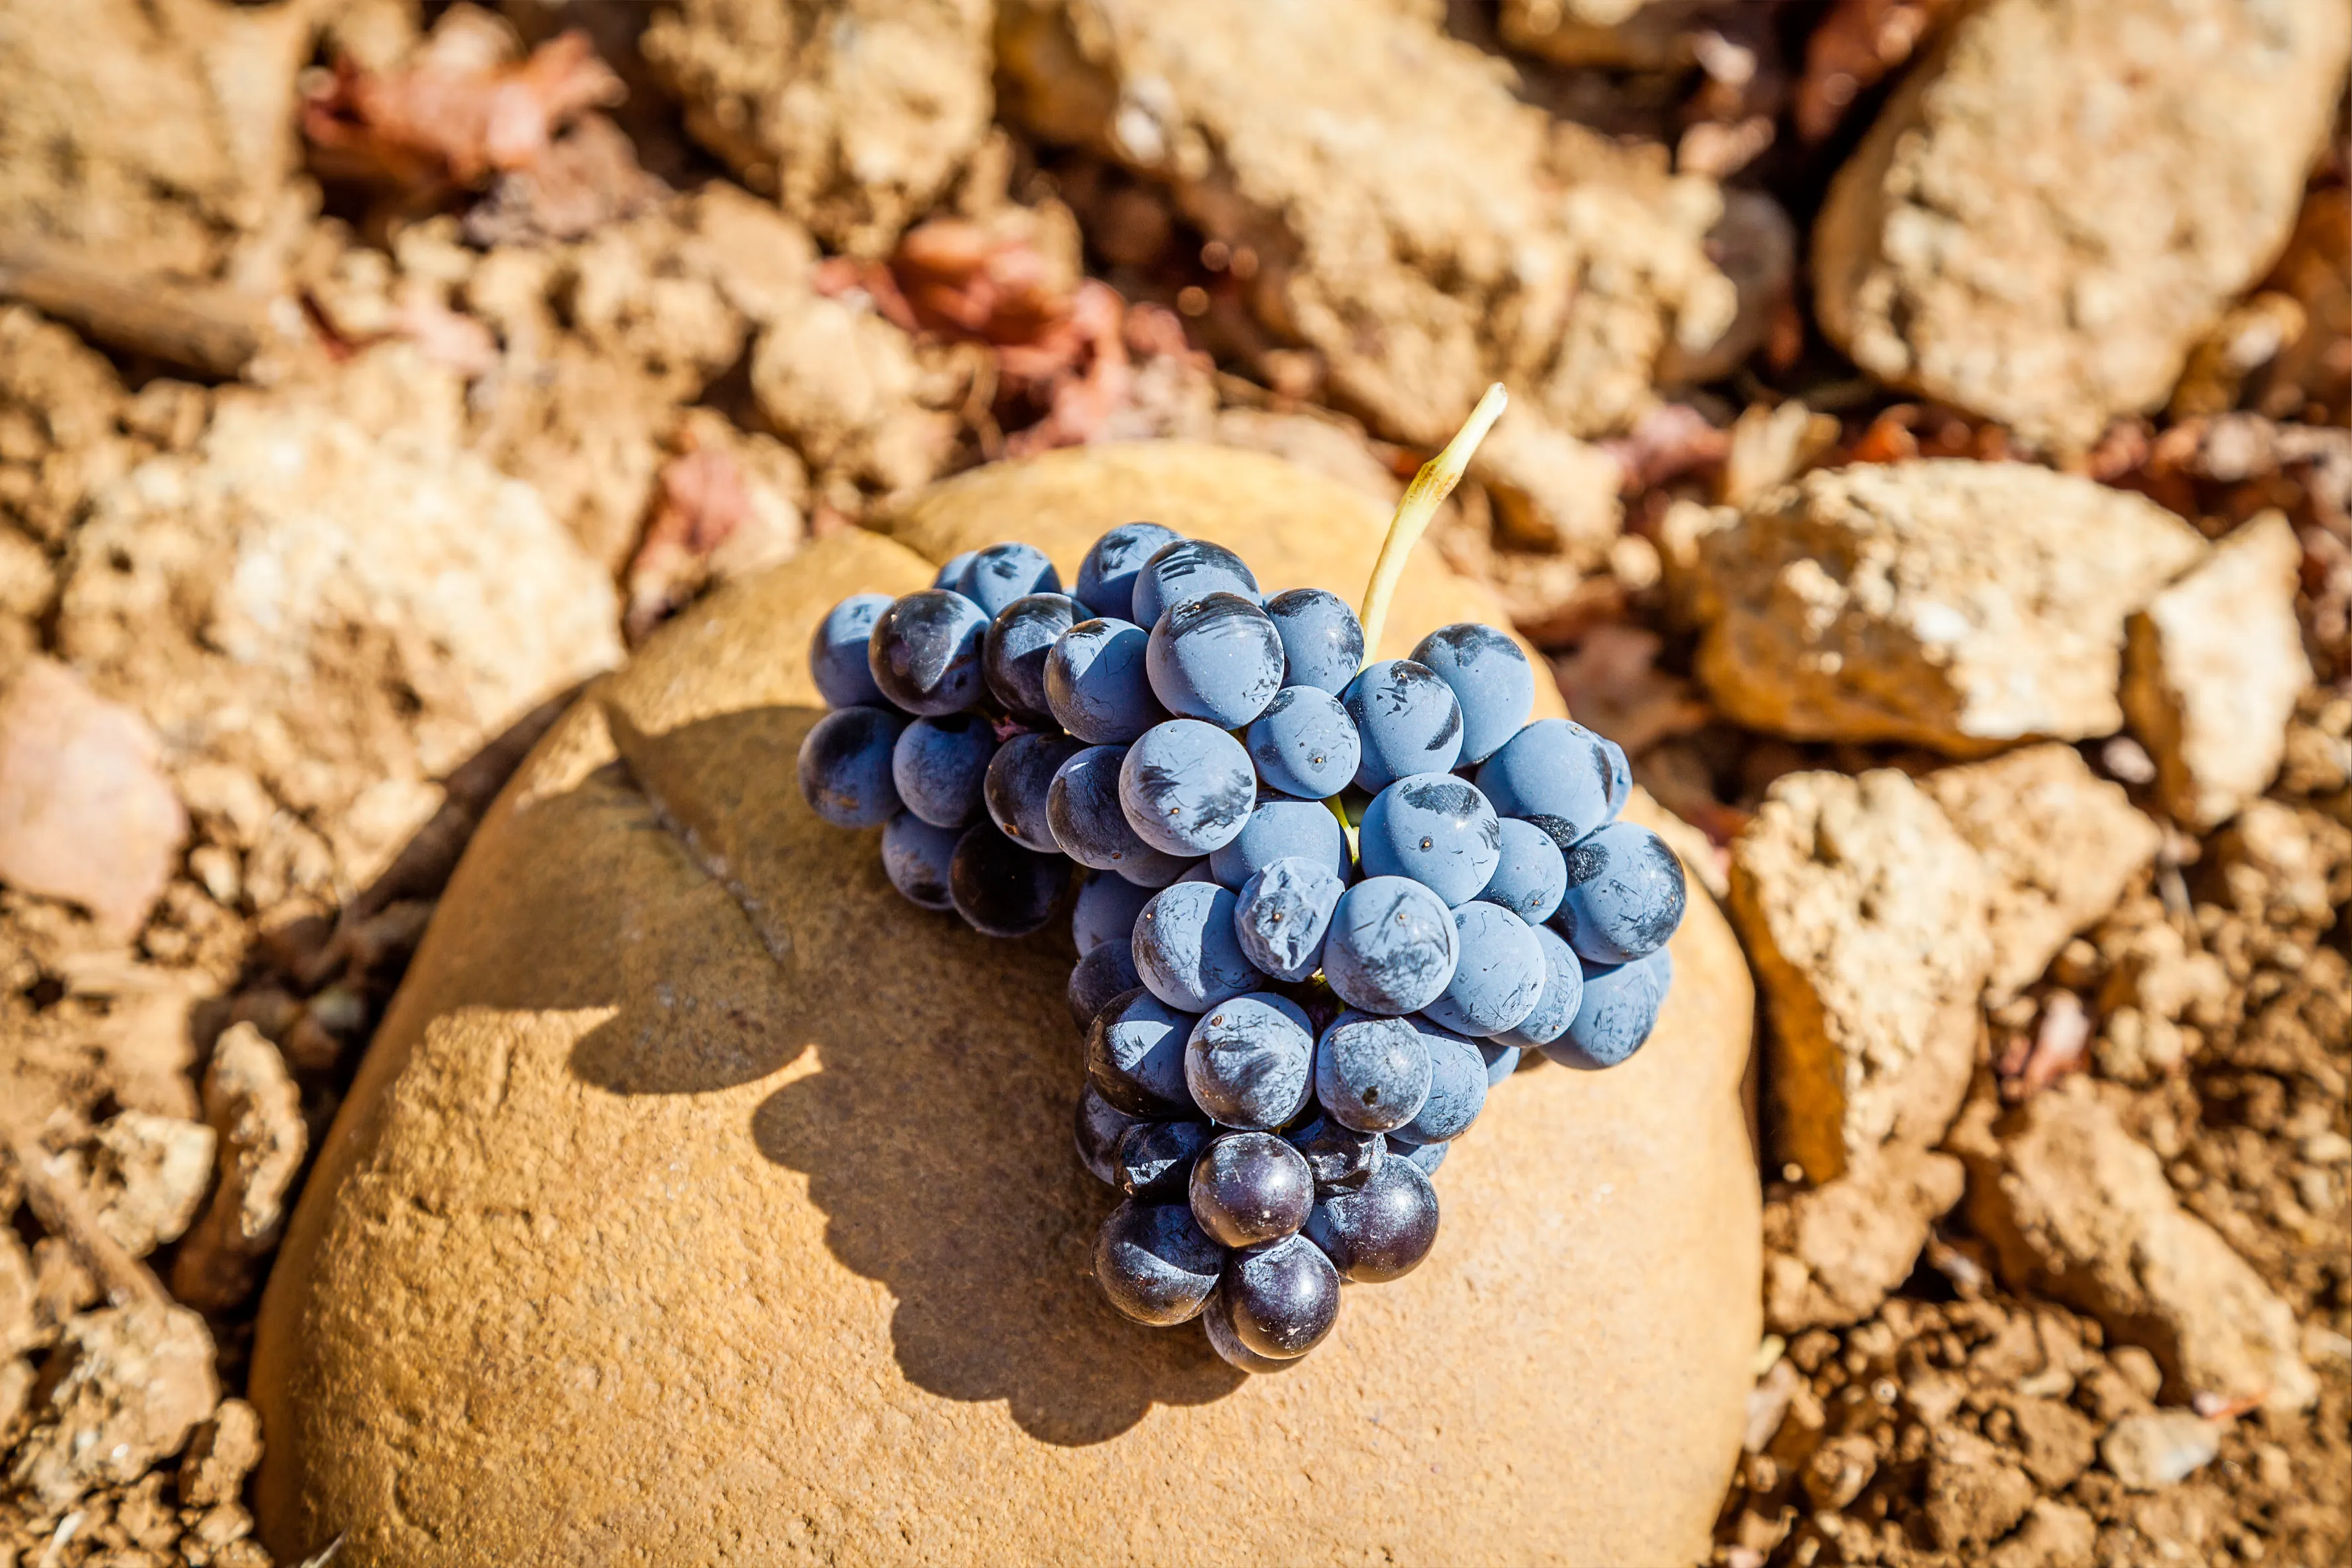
1551;623;1713;756
623;445;755;645
1794;0;1958;144
301;24;624;194
1599;404;1730;494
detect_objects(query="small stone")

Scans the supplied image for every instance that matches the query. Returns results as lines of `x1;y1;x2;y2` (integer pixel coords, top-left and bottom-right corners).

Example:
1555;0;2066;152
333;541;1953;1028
1926;744;2161;1002
1812;0;2352;450
1731;769;1990;1182
2123;512;2312;830
1468;415;1625;569
1695;463;2208;753
84;1111;218;1259
2008;1394;2100;1491
2100;1409;2223;1490
0;659;187;938
7;1302;219;1509
171;1026;308;1312
1956;1085;2317;1413
1764;1142;1965;1331
1923;1427;2037;1549
1987;1499;2098;1568
1800;1432;1877;1512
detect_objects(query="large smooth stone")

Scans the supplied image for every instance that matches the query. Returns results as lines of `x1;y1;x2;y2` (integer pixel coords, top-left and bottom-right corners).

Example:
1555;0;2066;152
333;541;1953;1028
253;442;1759;1565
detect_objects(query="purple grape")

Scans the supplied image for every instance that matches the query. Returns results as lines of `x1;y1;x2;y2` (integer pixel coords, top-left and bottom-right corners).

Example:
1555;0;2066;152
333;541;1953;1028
1409;623;1533;765
1045;618;1167;744
1071;869;1153;956
1134;881;1265;1010
1119;720;1256;856
952;541;1062;619
1421;901;1545;1037
1475;719;1626;842
797;706;907;828
947;821;1065;937
1342;659;1464;791
1320;876;1459;1016
1285;1113;1384;1193
890;713;996;828
1304;1156;1439;1283
1395;1020;1486;1144
1553;821;1687;965
1146;591;1286;728
1219;1233;1340;1360
880;812;958;909
1479;1040;1521;1085
1075;1083;1140;1186
1312;1010;1432;1133
1549;948;1672;1069
1184;993;1316;1129
1085;988;1198;1116
1390;1134;1449;1177
1048;745;1190;886
1115;1119;1214;1201
1188;1131;1313;1247
868;589;989;716
1208;793;1350;888
1203;1277;1298;1373
983;732;1084;853
809;592;894;709
1476;817;1568;923
1245;685;1361;799
1356;773;1501;906
933;551;977;589
1067;939;1142;1030
982;592;1081;724
1095;1200;1222;1326
1231;856;1346;983
1076;521;1183;621
1496;921;1586;1050
1263;588;1364;694
1131;538;1259;627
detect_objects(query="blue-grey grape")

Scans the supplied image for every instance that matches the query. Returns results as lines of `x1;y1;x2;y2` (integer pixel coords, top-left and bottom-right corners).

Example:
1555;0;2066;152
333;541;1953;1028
1219;1233;1340;1360
1263;588;1364;694
1075;521;1182;621
1312;1010;1432;1133
1475;719;1626;842
1245;686;1361;799
1355;773;1501;906
1320;876;1458;1015
947;821;1065;937
1285;1114;1383;1193
1115;1119;1214;1202
1476;816;1568;923
1342;659;1464;790
868;589;990;716
1094;1200;1221;1326
1184;992;1315;1129
1395;1020;1487;1144
1550;948;1672;1070
809;593;894;709
1131;538;1259;627
1118;720;1256;856
933;551;977;590
982;592;1081;724
1067;939;1143;1030
1075;1083;1140;1185
1071;869;1153;955
1044;618;1166;744
880;812;958;910
1389;1134;1448;1177
1188;1131;1313;1247
1208;793;1349;888
1303;1157;1439;1283
1553;821;1687;964
952;541;1061;619
983;732;1083;853
1085;987;1198;1116
1231;856;1346;983
1146;591;1285;728
797;706;907;828
1047;745;1189;886
1409;623;1533;765
1421;901;1545;1037
890;713;996;828
1479;1040;1521;1085
1133;881;1265;1010
1496;922;1585;1050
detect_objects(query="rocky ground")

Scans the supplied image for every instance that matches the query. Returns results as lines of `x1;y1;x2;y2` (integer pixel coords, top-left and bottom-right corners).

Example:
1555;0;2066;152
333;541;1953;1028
0;1;2344;1564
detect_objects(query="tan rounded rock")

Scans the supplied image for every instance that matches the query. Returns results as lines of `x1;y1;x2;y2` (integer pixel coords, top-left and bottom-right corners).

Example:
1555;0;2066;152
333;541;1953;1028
254;442;1758;1566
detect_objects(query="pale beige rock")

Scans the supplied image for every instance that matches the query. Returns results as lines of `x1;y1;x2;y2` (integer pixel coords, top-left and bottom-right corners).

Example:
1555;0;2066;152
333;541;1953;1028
1813;0;2352;451
0;659;187;939
58;396;623;910
82;1111;216;1259
749;293;961;497
2123;512;2313;830
2100;1410;2223;1491
1924;1427;2037;1549
1926;745;2162;1002
1468;416;1626;570
181;1398;264;1510
1764;1143;1964;1332
8;1302;219;1509
645;0;994;256
1957;1084;2318;1413
1731;768;1990;1183
0;1229;35;1358
254;444;1760;1567
171;1025;307;1312
1988;1500;2098;1568
1498;0;1715;70
995;0;1733;446
1696;463;2209;753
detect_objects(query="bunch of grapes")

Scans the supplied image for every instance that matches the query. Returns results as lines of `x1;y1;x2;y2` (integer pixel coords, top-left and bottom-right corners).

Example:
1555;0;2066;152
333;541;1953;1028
798;521;1686;1372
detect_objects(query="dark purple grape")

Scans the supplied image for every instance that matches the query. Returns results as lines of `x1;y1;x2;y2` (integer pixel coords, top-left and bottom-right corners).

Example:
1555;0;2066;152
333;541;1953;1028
1231;856;1346;983
1389;1134;1448;1178
868;589;989;716
947;820;1065;938
1421;901;1545;1038
1188;1131;1314;1247
1355;773;1501;906
1395;1020;1487;1144
953;541;1062;618
983;732;1085;853
1475;719;1626;842
797;706;907;828
1496;921;1585;1050
1184;994;1315;1129
1086;987;1198;1116
1131;538;1259;627
1320;876;1458;1016
1285;1113;1383;1193
1046;618;1167;744
1477;817;1568;923
1409;623;1533;765
1115;1119;1214;1201
1075;1084;1140;1186
1067;940;1142;1030
982;592;1081;723
1550;948;1672;1069
1262;588;1364;694
890;713;997;828
1202;1277;1298;1373
1553;821;1687;965
880;813;957;909
1094;1200;1222;1326
1071;870;1154;955
1312;1010;1432;1133
1341;659;1462;790
1208;792;1350;888
1245;684;1361;799
1076;521;1182;621
1304;1156;1439;1283
1047;745;1190;886
809;593;894;709
1146;591;1285;728
1220;1234;1340;1360
1133;881;1265;1011
1118;720;1257;856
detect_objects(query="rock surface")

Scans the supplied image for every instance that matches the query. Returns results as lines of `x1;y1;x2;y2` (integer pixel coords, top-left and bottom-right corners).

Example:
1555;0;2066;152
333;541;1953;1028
1695;462;2209;753
0;658;187;939
1763;1142;1964;1332
8;1302;219;1510
1812;0;2352;451
645;0;995;256
1731;767;1989;1184
994;0;1734;449
2123;511;2313;830
2100;1410;2223;1492
1925;744;2162;1002
1956;1085;2318;1413
254;443;1760;1566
